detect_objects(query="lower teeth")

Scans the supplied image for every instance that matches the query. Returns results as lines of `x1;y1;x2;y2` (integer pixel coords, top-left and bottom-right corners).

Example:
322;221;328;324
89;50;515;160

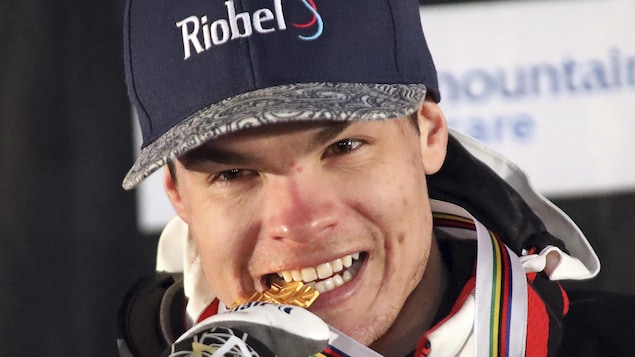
307;270;353;293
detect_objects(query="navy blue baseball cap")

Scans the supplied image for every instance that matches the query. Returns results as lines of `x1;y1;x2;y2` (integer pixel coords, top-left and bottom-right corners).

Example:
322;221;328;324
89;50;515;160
122;0;440;189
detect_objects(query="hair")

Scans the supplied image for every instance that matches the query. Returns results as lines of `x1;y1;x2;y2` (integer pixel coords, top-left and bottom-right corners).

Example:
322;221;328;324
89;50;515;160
167;159;177;186
408;110;420;134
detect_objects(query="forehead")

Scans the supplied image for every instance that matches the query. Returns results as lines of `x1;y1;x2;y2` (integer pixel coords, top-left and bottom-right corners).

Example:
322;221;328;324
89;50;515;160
205;115;415;146
178;121;352;166
181;117;418;159
214;120;352;142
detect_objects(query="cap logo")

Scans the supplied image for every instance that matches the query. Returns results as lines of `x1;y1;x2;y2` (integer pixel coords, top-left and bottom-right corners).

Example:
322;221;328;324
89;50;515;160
292;0;323;41
176;0;323;60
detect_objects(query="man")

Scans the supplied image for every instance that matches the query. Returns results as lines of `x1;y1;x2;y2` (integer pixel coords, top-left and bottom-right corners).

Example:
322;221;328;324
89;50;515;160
117;0;633;356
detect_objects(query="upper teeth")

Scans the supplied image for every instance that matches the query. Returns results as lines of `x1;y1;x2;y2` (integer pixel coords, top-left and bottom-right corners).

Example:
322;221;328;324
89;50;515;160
276;253;360;293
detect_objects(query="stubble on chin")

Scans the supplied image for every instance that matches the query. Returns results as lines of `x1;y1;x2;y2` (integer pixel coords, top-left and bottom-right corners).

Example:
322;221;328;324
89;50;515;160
349;302;403;347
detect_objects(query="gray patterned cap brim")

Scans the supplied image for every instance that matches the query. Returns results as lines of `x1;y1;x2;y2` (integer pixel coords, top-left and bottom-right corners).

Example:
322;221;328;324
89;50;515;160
122;82;427;189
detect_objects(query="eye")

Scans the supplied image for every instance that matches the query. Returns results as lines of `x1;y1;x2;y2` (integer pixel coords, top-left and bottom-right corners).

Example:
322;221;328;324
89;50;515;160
324;138;363;157
212;168;258;183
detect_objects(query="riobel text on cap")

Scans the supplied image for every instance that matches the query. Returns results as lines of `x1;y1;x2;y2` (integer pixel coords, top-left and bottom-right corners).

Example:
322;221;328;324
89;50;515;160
176;0;286;60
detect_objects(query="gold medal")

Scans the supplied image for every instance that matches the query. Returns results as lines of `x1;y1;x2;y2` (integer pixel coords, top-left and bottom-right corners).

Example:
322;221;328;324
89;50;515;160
230;281;320;309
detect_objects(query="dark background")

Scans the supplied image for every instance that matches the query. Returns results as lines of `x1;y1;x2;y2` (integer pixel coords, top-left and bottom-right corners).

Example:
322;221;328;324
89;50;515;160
1;0;633;355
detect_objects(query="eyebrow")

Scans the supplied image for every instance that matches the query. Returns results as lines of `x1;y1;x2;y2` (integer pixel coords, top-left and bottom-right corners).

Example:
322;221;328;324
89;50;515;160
308;121;352;152
180;122;353;168
180;146;253;168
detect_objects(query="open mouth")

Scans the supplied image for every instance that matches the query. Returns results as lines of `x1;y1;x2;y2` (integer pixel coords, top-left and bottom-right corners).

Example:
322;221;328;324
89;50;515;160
264;252;366;294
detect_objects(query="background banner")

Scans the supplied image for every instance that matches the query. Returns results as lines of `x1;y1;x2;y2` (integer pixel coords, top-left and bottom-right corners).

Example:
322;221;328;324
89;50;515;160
421;0;635;197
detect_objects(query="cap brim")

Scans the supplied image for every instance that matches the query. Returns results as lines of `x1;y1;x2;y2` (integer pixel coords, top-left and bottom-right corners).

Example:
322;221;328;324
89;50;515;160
122;82;427;190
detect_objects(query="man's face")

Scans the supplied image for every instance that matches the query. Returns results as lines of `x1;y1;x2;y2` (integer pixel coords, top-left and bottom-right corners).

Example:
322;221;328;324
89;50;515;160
166;104;447;345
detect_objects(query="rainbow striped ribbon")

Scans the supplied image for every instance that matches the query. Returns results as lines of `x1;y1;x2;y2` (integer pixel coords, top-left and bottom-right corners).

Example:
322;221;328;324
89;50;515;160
312;344;350;357
433;209;527;357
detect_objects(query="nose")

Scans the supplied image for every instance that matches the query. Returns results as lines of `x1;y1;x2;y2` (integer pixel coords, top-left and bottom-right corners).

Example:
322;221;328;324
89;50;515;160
260;172;339;243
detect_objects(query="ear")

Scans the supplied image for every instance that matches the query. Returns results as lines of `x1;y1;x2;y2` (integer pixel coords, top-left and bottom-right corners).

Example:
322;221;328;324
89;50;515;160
417;100;448;175
163;165;190;224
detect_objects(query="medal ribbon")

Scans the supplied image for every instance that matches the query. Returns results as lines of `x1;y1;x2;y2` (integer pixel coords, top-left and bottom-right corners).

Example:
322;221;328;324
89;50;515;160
432;200;528;357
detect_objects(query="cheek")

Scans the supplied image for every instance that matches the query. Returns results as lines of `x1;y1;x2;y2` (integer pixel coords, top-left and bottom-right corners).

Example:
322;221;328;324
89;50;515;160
349;156;432;278
348;151;429;227
384;154;432;273
184;196;261;302
191;203;257;253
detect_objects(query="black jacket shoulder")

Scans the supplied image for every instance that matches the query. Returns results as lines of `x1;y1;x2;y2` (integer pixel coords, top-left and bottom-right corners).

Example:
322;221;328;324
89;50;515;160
558;289;635;356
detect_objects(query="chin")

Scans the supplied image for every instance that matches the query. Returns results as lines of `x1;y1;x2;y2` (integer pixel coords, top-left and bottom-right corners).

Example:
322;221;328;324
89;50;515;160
321;308;396;347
